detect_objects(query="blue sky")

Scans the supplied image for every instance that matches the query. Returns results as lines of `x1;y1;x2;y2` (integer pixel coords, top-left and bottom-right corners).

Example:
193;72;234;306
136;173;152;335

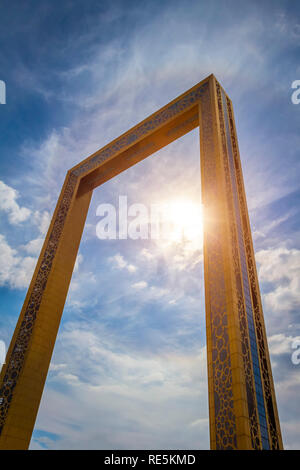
0;0;300;450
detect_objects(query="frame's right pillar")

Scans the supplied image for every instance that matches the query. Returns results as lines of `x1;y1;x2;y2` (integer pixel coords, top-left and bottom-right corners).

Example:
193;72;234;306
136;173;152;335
199;76;283;450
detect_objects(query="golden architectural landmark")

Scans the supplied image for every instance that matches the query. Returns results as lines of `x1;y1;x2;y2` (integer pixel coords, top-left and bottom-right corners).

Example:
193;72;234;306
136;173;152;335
0;75;283;450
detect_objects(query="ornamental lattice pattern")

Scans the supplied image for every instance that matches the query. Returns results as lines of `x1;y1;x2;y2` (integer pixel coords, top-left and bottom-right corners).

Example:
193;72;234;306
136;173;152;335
200;83;237;450
215;81;261;449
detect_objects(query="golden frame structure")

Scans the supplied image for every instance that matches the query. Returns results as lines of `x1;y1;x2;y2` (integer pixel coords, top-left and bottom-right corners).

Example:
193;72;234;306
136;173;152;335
0;75;283;450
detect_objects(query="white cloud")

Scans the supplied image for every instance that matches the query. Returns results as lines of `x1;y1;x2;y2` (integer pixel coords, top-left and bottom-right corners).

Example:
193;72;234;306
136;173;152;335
22;237;44;256
0;182;51;280
256;246;300;284
269;334;300;356
189;417;209;428
49;363;67;372
0;180;31;224
32;324;209;449
33;210;51;236
140;248;154;260
0;234;36;289
67;269;97;309
109;253;137;273
0;195;51;289
256;245;300;313
131;280;147;290
57;373;80;385
74;253;83;273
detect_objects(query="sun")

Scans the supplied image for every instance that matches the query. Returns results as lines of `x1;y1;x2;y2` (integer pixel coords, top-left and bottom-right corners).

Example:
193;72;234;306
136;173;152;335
158;198;203;247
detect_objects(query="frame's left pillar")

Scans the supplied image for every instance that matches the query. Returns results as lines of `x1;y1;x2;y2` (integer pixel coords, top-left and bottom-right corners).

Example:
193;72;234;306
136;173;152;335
0;172;92;449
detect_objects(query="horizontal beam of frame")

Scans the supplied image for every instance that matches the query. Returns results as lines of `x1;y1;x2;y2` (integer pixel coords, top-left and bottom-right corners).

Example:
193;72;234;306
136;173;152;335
77;106;199;196
71;74;214;196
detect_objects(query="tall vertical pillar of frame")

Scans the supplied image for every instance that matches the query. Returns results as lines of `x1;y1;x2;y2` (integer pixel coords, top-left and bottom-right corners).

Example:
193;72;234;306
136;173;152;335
0;173;92;449
200;75;274;450
199;75;249;450
213;78;264;450
223;94;283;450
200;74;283;450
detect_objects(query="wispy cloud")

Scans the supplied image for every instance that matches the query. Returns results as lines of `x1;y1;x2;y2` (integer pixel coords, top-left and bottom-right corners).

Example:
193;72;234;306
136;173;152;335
256;245;300;322
32;323;209;449
109;253;137;273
